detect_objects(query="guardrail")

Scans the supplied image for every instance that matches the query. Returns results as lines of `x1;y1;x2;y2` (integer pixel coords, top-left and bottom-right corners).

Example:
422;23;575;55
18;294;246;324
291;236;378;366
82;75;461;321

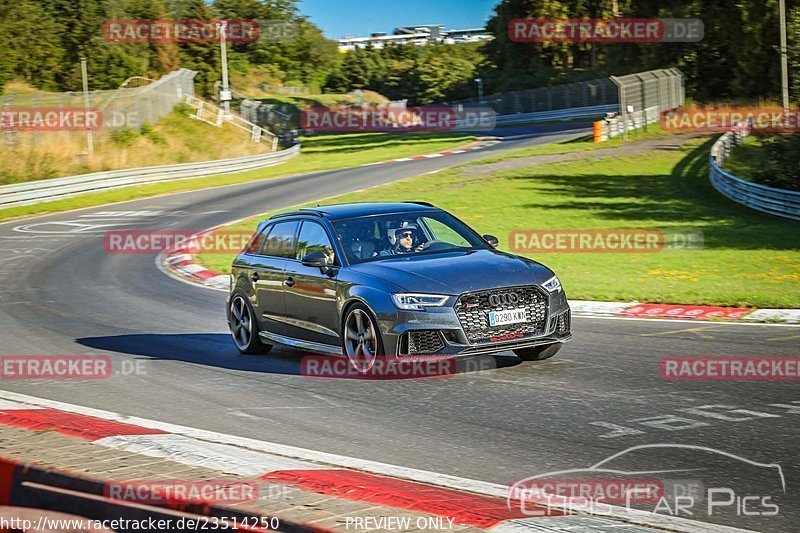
0;144;300;209
492;104;620;126
594;105;660;141
709;120;800;221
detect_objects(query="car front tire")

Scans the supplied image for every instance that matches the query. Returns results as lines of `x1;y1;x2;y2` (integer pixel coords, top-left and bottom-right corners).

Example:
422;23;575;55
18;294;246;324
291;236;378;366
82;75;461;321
513;342;561;361
228;293;272;355
342;302;384;372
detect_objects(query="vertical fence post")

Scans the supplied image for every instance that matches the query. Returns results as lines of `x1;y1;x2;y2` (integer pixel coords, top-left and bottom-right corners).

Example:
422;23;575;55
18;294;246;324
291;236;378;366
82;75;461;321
609;75;626;141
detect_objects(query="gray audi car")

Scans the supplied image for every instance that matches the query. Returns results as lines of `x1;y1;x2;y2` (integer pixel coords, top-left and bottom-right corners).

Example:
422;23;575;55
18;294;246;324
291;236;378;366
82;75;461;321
227;202;571;363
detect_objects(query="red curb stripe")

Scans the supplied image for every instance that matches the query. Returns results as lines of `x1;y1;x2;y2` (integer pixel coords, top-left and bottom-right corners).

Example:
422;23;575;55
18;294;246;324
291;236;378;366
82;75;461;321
618;303;755;320
0;409;164;441
192;270;219;280
170;259;194;268
0;458;19;505
262;469;561;528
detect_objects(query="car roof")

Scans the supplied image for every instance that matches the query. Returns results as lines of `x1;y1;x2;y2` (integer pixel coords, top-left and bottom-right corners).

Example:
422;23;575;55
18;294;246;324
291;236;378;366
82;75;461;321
268;202;441;221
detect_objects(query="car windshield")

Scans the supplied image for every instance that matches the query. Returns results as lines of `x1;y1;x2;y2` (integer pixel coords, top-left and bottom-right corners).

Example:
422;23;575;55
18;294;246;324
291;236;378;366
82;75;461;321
333;211;490;264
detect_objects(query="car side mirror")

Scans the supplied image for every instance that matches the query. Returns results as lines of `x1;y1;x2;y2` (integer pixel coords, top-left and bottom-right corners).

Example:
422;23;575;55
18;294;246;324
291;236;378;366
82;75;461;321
302;251;329;273
483;234;499;248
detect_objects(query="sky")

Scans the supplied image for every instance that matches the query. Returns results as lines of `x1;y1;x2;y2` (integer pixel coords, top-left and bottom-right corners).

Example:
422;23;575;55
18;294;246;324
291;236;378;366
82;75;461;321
297;0;501;39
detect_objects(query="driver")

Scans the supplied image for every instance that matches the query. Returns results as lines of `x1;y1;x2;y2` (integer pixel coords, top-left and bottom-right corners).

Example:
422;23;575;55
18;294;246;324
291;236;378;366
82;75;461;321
381;224;425;255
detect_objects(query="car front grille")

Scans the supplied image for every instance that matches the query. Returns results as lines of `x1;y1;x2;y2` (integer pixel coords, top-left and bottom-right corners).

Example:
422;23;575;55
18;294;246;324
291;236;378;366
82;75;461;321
454;286;548;344
399;330;445;355
557;310;571;335
408;330;445;354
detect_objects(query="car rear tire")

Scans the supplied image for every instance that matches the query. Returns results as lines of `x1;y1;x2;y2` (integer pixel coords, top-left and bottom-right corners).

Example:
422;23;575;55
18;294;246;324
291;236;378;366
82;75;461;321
513;342;561;361
228;294;272;355
342;302;384;372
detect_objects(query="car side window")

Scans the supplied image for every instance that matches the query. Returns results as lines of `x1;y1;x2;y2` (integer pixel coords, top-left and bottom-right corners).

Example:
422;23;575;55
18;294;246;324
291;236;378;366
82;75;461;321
296;221;335;264
421;217;471;247
245;224;272;254
260;221;299;258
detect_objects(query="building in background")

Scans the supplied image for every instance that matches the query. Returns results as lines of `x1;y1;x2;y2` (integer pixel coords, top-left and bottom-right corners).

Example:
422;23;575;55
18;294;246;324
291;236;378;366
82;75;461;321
338;24;492;51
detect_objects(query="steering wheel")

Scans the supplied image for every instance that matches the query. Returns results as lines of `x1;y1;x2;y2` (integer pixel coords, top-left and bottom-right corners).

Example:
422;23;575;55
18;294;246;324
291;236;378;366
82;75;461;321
418;239;448;251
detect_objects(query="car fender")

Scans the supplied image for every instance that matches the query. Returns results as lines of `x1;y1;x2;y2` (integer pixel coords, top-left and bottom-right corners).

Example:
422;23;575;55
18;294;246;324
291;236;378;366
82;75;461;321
340;285;399;336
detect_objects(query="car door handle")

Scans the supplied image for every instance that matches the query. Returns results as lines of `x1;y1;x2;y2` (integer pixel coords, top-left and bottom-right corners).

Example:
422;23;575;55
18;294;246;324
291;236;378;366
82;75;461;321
251;272;259;281
284;277;295;287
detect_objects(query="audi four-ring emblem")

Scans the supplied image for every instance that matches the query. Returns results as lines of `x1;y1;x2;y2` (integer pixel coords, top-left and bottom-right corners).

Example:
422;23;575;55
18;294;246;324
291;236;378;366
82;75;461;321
488;292;520;307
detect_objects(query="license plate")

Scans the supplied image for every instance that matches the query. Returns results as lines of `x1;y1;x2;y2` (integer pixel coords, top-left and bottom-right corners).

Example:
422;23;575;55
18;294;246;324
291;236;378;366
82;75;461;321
488;308;527;327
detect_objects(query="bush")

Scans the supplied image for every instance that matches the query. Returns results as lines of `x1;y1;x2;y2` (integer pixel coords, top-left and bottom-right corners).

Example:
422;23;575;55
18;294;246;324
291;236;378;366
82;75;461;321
110;128;138;147
173;102;193;115
140;123;166;145
760;134;800;191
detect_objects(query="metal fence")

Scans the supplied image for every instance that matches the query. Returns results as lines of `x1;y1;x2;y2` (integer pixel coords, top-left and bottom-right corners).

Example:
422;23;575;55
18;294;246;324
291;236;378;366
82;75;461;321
595;105;661;140
709;120;800;221
240;99;298;141
1;69;197;148
611;68;684;115
236;68;684;138
493;104;620;126
447;78;618;115
262;84;310;96
446;68;683;128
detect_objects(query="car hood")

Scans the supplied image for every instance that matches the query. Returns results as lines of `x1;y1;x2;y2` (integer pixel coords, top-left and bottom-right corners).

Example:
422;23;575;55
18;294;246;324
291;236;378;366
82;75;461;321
347;249;554;294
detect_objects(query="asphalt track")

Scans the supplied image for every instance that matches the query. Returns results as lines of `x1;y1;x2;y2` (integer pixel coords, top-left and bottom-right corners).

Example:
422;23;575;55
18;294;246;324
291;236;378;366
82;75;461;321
0;124;797;532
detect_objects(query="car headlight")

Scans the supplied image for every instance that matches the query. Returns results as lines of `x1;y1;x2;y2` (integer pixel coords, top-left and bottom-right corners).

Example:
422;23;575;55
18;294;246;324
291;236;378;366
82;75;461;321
542;275;562;293
391;293;449;310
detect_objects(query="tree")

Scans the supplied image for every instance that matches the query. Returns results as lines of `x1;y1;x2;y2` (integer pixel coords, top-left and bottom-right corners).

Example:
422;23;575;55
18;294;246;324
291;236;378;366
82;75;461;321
171;0;222;95
0;0;64;89
483;0;793;103
789;5;800;103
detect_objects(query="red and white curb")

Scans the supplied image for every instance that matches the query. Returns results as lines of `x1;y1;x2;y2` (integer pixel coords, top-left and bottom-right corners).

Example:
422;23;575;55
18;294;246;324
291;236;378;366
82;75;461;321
568;300;800;324
358;140;500;167
158;219;232;289
164;248;230;289
0;391;750;532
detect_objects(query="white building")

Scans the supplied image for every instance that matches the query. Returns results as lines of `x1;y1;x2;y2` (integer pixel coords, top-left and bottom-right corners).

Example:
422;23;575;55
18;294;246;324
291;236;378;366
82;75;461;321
338;24;492;51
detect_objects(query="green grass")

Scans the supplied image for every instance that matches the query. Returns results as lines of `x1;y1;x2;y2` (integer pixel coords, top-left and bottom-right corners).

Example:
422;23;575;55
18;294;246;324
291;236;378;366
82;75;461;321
0;132;474;222
198;132;800;308
722;135;766;181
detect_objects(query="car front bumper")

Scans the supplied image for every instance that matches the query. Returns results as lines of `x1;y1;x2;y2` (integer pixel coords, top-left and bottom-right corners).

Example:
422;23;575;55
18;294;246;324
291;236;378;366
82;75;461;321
377;289;571;357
